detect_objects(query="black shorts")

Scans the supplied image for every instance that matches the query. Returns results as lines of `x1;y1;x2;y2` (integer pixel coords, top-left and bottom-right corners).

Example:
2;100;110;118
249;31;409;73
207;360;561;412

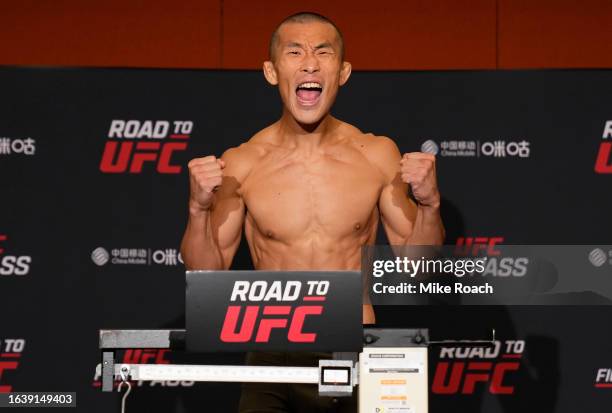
238;352;357;413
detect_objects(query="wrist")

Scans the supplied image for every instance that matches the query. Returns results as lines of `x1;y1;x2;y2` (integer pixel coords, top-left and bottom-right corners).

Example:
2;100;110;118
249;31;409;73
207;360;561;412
418;198;441;210
189;200;211;216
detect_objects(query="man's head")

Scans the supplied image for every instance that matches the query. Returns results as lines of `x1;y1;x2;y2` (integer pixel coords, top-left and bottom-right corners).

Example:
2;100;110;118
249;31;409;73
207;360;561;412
263;12;352;127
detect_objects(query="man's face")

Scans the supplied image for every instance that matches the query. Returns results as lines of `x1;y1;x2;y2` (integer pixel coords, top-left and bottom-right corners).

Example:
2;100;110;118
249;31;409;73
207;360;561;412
264;21;351;126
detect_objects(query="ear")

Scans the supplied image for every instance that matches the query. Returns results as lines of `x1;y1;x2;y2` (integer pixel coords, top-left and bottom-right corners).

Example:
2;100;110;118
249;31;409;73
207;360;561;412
263;61;278;86
339;61;352;86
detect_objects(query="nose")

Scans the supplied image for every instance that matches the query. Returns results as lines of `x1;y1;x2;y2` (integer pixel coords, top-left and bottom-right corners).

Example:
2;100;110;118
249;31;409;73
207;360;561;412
300;52;320;73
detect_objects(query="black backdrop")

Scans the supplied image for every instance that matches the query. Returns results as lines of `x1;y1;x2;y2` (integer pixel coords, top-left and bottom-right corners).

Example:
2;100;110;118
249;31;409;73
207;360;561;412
0;67;611;412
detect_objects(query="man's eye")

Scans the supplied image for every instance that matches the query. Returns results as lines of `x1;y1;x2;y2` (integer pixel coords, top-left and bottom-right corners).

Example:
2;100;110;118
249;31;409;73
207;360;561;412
288;51;300;55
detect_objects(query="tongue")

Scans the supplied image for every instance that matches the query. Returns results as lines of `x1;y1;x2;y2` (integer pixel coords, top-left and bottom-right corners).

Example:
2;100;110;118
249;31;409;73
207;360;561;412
297;89;321;102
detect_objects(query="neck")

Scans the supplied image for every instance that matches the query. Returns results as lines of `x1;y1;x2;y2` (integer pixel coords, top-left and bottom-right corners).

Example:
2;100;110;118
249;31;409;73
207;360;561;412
277;109;337;150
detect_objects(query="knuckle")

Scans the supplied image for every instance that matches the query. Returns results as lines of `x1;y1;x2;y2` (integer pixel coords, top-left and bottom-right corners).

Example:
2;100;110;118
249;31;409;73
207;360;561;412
189;167;200;178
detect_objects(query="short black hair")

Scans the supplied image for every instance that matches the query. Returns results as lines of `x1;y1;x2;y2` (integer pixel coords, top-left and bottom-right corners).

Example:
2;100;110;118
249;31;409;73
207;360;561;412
269;12;344;61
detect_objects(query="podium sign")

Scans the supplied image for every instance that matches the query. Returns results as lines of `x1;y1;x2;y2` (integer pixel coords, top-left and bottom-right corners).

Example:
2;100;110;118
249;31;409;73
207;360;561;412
186;271;363;352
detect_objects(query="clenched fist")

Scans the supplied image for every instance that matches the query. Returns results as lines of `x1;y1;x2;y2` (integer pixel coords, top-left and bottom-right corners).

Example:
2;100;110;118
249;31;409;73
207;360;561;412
400;152;440;208
188;155;225;211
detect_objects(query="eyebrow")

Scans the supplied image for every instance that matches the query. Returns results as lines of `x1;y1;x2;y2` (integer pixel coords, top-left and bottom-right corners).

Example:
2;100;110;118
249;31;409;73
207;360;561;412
284;42;334;50
285;42;303;49
314;42;333;50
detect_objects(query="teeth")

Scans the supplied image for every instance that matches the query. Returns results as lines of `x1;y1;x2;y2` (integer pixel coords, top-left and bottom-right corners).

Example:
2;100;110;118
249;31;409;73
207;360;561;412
298;82;322;89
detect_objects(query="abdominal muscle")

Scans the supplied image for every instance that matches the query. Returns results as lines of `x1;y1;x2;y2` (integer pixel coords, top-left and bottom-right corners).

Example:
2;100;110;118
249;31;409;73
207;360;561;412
244;215;377;324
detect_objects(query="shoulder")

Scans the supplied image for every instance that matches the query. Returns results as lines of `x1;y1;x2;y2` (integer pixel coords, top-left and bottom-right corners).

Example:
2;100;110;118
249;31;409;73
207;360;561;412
348;132;402;183
355;134;401;158
336;120;399;158
220;127;274;182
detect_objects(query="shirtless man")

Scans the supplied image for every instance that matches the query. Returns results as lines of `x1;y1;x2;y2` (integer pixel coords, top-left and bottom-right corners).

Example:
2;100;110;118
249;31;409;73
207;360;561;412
180;12;444;413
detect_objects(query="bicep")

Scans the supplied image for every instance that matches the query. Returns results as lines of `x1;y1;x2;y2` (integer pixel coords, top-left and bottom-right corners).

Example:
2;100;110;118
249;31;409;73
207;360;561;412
370;137;417;244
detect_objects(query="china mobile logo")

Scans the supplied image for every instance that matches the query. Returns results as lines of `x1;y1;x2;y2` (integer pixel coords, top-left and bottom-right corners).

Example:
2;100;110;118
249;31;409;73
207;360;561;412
420;139;530;158
91;247;183;266
432;340;524;395
100;120;192;174
595;368;612;389
595;121;612;174
0;338;26;393
220;281;328;343
93;349;194;388
0;235;31;276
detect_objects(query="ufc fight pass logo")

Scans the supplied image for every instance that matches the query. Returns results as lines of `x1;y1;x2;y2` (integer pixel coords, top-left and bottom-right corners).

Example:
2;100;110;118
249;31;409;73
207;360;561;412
595;120;612;174
595;368;612;389
100;120;192;174
455;237;528;277
0;235;31;276
432;340;524;395
92;349;194;389
220;281;328;343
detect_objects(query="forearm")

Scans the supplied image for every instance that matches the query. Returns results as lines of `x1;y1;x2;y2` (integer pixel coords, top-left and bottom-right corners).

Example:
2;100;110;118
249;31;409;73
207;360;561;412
405;204;445;246
180;207;225;270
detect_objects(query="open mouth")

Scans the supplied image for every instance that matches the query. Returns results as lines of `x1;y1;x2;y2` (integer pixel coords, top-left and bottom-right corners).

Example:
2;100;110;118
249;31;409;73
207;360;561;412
295;82;323;105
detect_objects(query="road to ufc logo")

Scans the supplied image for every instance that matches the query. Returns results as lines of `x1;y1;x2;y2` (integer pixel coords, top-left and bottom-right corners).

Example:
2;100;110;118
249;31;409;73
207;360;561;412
100;120;192;174
0;338;25;393
220;280;328;343
432;361;519;394
220;305;323;343
595;121;612;174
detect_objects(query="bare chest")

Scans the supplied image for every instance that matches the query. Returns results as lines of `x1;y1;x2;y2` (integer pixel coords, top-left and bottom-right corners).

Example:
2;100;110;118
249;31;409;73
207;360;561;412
242;152;384;240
